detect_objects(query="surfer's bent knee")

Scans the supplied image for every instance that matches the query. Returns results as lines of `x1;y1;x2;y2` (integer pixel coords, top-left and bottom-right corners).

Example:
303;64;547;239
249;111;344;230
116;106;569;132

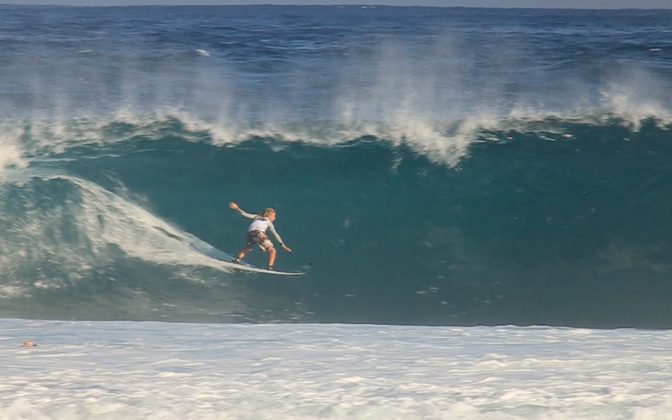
261;239;274;251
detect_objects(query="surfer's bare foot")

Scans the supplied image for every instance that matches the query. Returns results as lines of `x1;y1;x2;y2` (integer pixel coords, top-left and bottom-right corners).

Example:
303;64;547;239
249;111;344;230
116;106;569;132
267;265;274;271
232;258;241;264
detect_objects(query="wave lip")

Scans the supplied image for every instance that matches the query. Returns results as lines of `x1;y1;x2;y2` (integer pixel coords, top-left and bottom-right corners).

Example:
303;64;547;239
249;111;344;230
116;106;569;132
6;107;672;175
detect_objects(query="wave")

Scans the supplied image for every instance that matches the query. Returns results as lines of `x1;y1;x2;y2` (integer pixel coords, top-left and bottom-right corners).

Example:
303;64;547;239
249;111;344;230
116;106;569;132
4;108;672;172
1;113;671;326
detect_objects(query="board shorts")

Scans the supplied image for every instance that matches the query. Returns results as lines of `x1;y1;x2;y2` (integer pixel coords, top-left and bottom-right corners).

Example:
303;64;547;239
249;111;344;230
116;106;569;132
247;230;273;250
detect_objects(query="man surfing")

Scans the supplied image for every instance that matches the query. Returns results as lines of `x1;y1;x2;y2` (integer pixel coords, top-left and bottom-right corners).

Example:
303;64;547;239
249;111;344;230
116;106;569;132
229;202;292;271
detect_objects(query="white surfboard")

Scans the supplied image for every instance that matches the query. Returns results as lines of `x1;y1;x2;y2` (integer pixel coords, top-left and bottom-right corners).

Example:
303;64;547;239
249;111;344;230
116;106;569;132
219;260;305;277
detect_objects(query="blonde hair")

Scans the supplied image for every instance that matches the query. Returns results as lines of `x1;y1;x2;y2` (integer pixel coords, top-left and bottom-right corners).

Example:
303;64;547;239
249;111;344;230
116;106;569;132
263;208;276;217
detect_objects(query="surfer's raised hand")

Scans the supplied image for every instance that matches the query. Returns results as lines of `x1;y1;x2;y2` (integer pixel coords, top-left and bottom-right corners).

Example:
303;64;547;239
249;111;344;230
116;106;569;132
281;244;292;253
229;202;239;211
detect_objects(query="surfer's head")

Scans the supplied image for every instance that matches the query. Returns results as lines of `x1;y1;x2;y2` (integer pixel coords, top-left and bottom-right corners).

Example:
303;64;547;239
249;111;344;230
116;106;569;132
263;208;276;221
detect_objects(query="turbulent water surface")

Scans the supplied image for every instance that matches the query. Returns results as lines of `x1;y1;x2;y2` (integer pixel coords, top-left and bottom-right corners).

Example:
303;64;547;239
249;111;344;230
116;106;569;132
1;6;671;327
2;320;672;419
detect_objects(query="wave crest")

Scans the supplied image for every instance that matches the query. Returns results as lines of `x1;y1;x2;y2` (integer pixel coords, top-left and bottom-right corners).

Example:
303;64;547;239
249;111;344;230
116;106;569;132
2;110;669;173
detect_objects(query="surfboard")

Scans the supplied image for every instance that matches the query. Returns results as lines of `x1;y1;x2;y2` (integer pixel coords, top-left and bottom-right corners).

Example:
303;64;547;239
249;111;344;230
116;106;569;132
219;260;305;277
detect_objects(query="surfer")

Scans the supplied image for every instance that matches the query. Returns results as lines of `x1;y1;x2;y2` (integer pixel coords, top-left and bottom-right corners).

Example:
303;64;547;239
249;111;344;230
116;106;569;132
229;202;292;270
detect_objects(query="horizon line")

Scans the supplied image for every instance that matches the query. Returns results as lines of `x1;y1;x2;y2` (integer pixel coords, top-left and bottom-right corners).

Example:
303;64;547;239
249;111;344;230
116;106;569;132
0;2;670;9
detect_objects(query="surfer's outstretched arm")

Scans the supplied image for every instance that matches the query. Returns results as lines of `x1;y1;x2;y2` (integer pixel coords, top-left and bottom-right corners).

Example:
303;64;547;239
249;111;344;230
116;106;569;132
229;202;257;220
268;223;292;253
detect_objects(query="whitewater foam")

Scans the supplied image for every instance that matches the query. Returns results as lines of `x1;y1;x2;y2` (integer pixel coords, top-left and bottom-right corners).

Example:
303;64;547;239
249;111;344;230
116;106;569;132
0;127;28;179
1;320;672;420
0;144;24;177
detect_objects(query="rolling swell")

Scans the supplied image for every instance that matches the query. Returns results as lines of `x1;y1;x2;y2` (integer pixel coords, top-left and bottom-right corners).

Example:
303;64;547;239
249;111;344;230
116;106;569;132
1;115;671;327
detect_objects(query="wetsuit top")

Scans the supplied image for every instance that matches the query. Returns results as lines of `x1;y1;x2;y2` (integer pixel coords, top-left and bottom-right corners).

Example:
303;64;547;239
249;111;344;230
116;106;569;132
238;209;285;245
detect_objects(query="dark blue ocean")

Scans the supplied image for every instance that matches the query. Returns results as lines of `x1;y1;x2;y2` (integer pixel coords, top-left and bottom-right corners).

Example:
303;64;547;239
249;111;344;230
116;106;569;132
1;5;671;327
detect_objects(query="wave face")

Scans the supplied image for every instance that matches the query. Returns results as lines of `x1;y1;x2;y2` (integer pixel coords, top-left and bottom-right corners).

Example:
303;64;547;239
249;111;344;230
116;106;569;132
1;6;672;327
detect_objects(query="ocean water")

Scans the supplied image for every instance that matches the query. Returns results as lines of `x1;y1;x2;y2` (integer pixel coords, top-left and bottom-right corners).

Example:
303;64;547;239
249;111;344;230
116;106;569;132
1;5;672;418
1;5;671;327
2;319;672;419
